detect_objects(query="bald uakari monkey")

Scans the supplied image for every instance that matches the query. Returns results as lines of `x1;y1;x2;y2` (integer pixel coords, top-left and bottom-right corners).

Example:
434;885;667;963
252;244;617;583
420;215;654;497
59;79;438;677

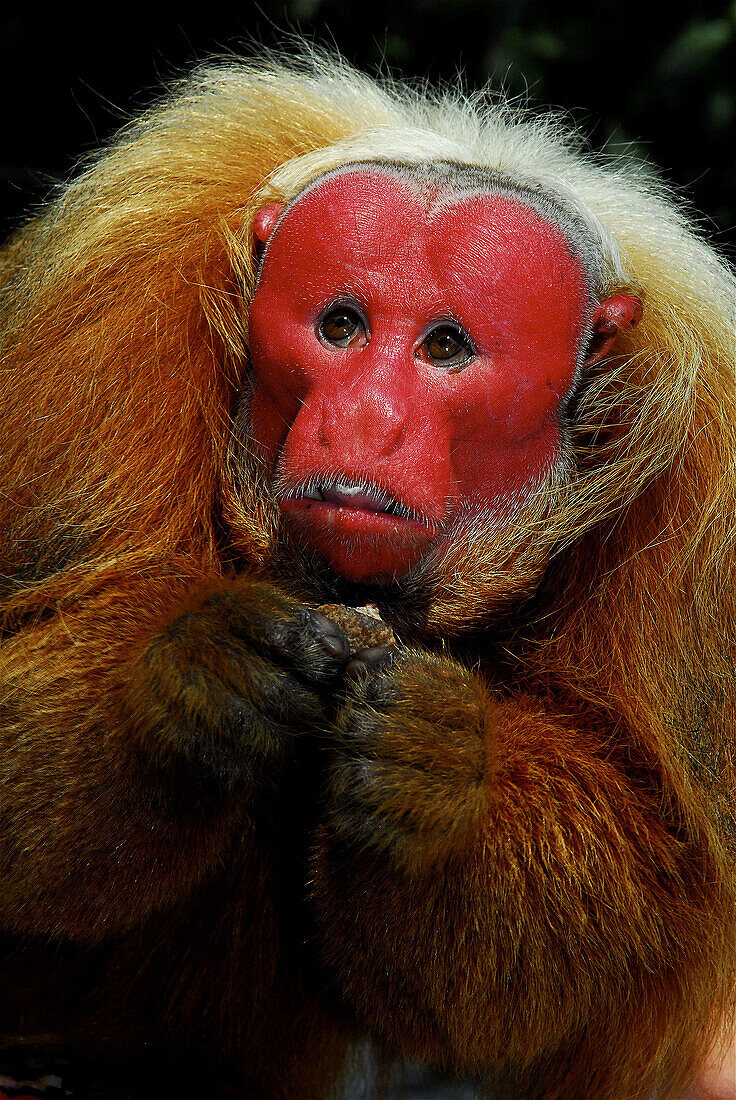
0;53;734;1100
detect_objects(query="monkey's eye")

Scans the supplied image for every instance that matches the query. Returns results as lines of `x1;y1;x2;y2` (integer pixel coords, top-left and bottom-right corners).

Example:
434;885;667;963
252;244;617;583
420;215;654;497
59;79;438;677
424;325;474;367
318;306;367;348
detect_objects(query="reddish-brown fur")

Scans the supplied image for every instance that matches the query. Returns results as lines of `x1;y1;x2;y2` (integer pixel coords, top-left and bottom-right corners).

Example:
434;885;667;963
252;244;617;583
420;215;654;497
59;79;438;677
0;54;734;1099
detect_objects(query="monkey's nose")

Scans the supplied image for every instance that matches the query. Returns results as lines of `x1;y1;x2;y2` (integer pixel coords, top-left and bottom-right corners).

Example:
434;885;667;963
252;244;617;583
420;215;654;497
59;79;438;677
315;388;408;459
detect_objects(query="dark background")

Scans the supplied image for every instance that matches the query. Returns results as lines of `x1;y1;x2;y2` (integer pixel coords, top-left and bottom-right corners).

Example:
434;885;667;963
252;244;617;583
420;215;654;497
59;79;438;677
1;1;735;251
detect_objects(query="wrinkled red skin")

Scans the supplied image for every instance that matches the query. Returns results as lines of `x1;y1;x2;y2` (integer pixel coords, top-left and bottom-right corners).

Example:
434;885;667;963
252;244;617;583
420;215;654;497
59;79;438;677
248;169;638;583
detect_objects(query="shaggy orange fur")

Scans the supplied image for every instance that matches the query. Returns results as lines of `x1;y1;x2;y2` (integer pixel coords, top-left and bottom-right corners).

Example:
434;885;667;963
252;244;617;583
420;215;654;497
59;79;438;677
0;51;734;1100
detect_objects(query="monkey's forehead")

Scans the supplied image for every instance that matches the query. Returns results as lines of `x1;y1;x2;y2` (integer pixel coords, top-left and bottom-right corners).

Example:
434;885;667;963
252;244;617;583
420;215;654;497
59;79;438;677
257;167;590;317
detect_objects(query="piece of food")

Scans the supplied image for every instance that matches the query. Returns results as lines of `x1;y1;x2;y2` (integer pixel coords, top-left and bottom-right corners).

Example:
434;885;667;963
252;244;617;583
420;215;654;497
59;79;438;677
317;603;395;652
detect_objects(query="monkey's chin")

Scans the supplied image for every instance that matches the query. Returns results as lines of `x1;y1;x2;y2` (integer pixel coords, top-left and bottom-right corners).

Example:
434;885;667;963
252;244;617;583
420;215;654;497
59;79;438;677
278;498;441;582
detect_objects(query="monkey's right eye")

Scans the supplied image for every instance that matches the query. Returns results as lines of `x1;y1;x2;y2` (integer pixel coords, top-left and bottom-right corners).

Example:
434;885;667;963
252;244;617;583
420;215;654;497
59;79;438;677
318;306;367;348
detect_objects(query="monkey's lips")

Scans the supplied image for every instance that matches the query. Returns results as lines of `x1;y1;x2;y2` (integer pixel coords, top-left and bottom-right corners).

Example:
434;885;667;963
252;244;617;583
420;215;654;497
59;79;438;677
278;483;442;582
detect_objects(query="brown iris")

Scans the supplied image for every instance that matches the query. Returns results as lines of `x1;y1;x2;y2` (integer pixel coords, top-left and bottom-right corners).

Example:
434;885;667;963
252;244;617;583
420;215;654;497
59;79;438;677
319;307;365;347
424;325;473;367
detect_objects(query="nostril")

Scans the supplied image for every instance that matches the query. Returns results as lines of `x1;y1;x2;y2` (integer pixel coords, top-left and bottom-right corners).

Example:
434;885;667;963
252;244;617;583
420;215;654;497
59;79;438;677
384;422;405;457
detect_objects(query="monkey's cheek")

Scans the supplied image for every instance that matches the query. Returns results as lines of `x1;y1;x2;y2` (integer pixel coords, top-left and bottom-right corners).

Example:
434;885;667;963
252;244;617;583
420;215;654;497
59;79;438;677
248;384;295;467
279;500;439;582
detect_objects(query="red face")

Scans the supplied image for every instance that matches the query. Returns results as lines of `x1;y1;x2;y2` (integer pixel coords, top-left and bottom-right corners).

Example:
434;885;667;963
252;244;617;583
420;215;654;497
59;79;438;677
248;168;636;584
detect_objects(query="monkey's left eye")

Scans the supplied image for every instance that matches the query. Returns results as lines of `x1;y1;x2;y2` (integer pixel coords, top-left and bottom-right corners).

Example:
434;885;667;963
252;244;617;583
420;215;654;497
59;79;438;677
424;325;474;367
318;306;367;348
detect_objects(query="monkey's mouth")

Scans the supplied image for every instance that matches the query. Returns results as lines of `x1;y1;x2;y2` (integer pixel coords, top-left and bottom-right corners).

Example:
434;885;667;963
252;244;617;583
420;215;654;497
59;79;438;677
292;479;426;521
276;476;443;582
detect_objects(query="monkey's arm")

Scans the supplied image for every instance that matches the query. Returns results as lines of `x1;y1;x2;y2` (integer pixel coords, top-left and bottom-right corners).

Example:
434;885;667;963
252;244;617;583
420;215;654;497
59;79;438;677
0;568;347;941
312;650;730;1100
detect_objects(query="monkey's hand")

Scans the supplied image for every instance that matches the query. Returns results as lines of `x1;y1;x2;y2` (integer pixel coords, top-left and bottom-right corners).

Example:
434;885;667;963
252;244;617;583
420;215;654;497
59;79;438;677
0;570;351;938
324;647;493;871
128;580;350;793
313;656;728;1096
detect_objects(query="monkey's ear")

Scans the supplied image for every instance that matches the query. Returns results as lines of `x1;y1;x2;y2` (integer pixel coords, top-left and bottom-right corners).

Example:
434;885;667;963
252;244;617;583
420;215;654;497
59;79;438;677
253;203;285;246
584;293;643;366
